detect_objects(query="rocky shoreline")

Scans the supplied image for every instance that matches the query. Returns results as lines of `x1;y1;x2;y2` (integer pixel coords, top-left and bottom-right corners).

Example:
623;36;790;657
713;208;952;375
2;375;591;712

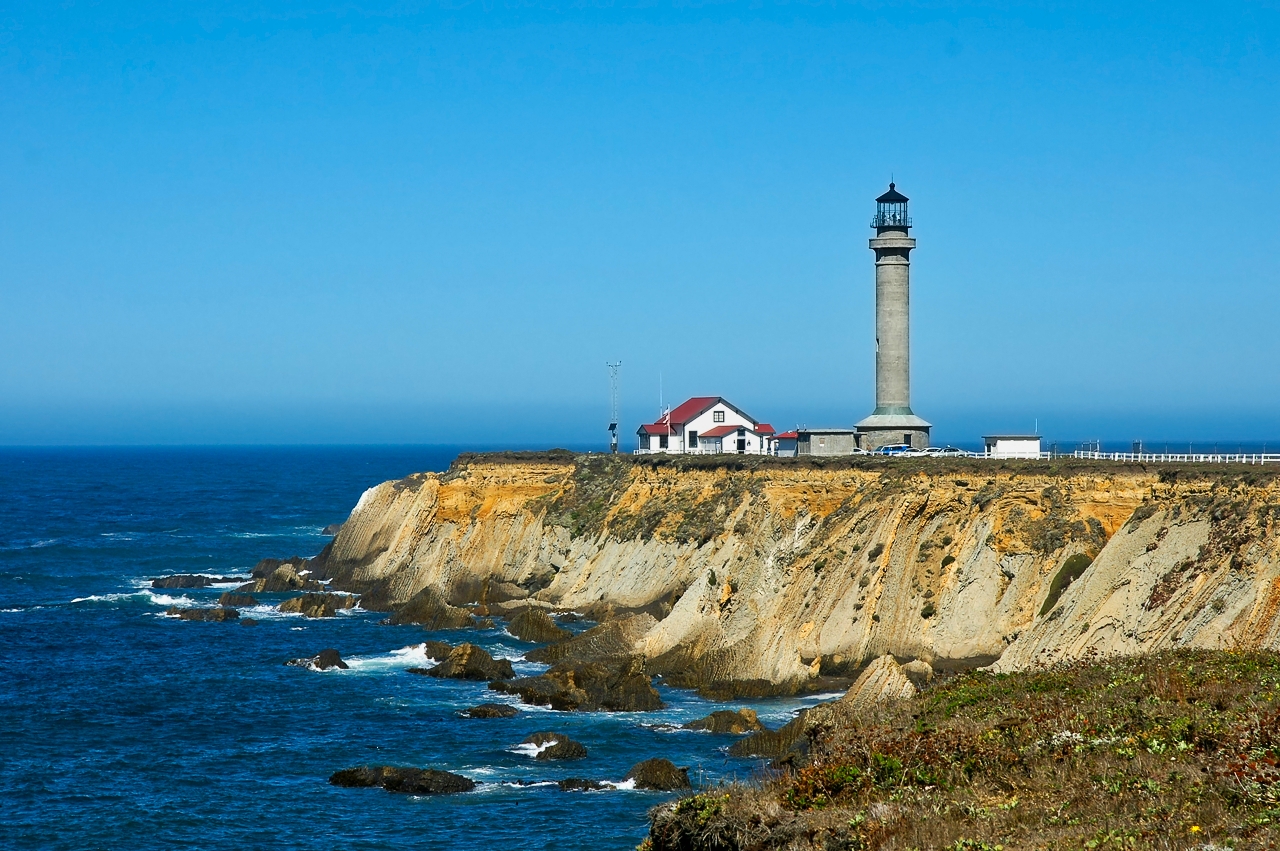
151;450;1280;847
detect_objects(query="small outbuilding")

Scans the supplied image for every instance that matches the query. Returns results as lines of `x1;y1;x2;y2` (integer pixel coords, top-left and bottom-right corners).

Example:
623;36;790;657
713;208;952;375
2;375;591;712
983;435;1042;459
773;431;799;457
797;429;861;456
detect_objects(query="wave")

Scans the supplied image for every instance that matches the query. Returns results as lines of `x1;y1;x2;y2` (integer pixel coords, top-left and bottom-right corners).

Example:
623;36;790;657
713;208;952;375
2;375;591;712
1;607;24;613
509;741;556;758
343;643;447;674
69;590;197;608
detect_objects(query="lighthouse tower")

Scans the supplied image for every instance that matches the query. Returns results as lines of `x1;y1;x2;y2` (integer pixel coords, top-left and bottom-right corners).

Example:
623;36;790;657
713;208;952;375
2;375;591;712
855;183;931;451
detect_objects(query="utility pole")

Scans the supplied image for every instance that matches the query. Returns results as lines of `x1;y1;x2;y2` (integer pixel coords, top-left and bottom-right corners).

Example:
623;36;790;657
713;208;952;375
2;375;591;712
607;362;621;454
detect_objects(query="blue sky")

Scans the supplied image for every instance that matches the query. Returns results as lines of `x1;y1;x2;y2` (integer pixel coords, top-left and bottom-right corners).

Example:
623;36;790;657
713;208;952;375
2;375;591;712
2;1;1277;447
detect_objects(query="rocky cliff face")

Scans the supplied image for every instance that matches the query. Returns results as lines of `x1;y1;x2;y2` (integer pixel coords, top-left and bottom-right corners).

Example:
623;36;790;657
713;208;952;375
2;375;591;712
311;453;1280;691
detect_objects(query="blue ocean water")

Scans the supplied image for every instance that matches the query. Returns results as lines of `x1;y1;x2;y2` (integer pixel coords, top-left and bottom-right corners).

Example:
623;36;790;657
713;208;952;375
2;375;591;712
0;447;828;851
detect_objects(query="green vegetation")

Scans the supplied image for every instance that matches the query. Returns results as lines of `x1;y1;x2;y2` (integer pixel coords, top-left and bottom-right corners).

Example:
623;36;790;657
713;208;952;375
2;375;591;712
1039;553;1094;616
648;650;1280;850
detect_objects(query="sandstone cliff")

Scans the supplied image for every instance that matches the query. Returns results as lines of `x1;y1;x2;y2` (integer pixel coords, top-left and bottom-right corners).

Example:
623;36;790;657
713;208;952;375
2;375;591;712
310;453;1280;690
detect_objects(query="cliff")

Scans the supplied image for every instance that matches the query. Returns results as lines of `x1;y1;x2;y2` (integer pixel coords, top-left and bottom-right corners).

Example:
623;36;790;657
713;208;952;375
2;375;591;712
311;452;1280;691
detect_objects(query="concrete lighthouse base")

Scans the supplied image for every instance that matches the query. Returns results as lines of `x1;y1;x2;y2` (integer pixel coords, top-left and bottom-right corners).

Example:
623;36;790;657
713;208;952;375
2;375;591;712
855;410;932;451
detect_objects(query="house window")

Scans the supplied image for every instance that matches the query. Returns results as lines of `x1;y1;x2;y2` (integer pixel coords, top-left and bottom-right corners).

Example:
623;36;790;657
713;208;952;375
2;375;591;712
713;410;725;423
819;437;826;447
689;431;698;448
903;433;911;445
641;434;650;450
659;435;668;449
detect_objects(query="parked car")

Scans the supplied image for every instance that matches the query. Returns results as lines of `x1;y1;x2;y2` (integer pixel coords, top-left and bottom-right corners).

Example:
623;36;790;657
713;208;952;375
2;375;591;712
920;446;969;457
874;444;914;456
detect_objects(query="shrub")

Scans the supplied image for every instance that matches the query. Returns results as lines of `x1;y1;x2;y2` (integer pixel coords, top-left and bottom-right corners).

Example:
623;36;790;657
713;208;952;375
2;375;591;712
1039;553;1094;616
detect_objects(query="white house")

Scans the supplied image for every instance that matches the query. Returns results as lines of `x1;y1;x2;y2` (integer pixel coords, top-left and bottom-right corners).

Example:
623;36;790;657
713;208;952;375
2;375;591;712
636;397;775;454
983;435;1043;459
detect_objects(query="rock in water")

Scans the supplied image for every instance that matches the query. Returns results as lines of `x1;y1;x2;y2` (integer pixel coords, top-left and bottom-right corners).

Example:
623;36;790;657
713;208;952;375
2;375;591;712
558;778;607;792
218;592;258;607
411;644;514;681
321;523;343;536
250;556;308;579
507;607;572;644
525;613;656;665
151;575;212;589
278;593;356;618
286;649;349;671
166;606;239;622
236;562;322;594
422;640;455;662
385;587;476;630
682;708;765;734
461;703;518;719
625;758;691;791
520;732;588;761
489;655;663;712
329;766;475;795
840;655;917;713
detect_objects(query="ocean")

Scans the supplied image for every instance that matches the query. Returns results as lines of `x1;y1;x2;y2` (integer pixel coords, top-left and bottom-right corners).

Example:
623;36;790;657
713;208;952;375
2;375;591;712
0;447;829;851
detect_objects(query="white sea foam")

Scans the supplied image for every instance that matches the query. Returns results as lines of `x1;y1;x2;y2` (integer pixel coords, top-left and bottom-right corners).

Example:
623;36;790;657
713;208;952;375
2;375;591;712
31;538;59;548
502;781;558;789
69;591;196;607
1;607;24;613
344;643;444;673
147;592;196;607
602;779;637;790
509;741;557;758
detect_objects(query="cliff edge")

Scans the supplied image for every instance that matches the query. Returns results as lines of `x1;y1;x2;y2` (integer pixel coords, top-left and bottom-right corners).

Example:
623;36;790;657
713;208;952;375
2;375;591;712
309;453;1280;691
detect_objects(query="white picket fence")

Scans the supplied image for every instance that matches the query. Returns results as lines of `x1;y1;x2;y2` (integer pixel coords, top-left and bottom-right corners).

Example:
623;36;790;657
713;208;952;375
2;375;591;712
1071;450;1280;465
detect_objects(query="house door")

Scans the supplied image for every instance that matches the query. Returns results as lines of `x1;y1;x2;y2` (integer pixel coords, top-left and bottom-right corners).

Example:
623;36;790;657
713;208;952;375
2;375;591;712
736;438;746;453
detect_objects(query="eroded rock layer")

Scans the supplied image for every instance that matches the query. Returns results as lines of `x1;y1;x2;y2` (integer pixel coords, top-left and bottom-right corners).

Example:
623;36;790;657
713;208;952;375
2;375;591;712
306;453;1280;688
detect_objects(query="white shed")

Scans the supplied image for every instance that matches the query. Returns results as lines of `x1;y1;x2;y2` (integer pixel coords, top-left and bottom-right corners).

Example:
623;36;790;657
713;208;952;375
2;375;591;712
983;435;1042;459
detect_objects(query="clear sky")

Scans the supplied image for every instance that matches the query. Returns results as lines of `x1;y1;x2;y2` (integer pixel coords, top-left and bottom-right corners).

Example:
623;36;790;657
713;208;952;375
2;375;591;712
2;1;1278;447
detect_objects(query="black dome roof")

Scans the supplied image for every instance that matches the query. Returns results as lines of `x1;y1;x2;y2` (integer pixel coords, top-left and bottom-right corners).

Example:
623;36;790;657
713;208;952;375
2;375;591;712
876;182;908;203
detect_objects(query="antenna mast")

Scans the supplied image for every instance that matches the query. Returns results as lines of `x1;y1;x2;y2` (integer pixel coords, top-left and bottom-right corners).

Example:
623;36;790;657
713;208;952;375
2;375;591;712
607;361;621;454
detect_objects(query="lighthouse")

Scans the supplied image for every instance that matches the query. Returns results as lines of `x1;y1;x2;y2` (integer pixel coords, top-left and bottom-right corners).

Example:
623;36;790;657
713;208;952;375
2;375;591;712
855;183;932;451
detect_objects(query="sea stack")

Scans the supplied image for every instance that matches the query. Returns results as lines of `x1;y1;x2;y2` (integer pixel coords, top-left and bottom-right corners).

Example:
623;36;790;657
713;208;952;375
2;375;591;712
856;182;932;451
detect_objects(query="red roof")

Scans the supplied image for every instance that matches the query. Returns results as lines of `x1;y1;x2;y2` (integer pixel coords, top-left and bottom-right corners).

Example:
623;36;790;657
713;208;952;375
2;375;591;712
699;424;742;438
775;431;799;440
637;396;767;436
664;396;719;425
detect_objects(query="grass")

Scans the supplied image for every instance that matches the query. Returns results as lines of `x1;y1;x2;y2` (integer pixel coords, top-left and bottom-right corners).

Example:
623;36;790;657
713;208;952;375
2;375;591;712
647;649;1280;851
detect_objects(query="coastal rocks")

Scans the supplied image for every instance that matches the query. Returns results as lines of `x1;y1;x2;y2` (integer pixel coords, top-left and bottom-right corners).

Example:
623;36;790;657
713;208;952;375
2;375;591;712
558;778;607;792
287;649;349;671
507;607;572;644
682;708;765;735
409;644;514;681
840;655;918;713
490;656;663;712
279;593;357;618
329;766;475;795
152;574;242;589
518;732;588;761
525;614;656;665
420;640;455;662
386;587;475;630
251;556;308;578
322;524;343;536
625;758;691;791
218;592;258;607
461;703;519;719
236;562;322;594
166;606;240;622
